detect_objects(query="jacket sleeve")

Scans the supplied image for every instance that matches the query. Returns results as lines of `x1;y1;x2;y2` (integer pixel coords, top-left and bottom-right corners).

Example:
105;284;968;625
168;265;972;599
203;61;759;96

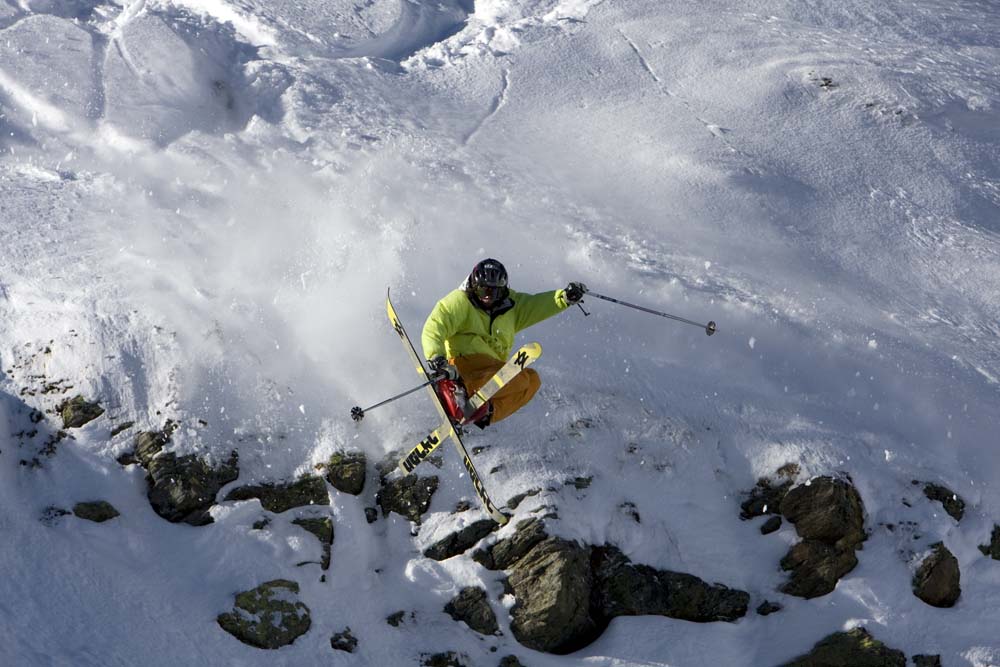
512;289;571;332
421;296;460;360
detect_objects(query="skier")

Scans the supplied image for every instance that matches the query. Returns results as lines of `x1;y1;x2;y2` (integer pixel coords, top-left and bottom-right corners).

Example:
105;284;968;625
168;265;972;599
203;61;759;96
421;258;586;429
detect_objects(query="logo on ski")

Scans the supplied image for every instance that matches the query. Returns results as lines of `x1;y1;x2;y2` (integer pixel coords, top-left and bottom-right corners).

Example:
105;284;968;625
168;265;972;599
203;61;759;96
401;434;440;473
514;350;529;368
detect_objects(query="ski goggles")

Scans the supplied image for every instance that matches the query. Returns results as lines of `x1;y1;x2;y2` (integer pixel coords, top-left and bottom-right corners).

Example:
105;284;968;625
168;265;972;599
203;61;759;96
474;284;507;303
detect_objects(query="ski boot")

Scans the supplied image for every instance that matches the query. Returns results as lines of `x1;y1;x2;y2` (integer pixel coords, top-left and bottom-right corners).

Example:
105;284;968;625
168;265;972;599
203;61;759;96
435;379;492;429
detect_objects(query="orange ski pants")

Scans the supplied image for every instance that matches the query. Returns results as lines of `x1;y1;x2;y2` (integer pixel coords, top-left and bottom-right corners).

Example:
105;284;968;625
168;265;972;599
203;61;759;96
453;354;540;424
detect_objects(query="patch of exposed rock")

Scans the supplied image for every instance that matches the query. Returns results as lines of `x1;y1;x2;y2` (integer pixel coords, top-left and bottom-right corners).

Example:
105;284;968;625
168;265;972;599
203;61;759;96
780;627;906;666
425;519;499;561
226;476;329;513
377;474;439;523
292;517;334;570
979;524;1000;560
444;587;499;636
913;542;960;607
323;450;366;495
916;481;965;522
330;627;358;653
133;425;239;526
73;501;119;523
217;579;311;649
778;476;866;598
740;477;793;520
421;652;469;667
59;395;104;429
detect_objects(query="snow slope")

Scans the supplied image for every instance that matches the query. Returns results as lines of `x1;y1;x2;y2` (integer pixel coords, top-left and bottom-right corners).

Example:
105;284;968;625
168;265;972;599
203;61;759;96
1;0;999;664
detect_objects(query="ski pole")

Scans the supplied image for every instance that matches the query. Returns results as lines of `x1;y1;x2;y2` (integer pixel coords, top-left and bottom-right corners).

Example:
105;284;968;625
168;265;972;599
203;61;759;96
351;376;442;422
584;290;717;336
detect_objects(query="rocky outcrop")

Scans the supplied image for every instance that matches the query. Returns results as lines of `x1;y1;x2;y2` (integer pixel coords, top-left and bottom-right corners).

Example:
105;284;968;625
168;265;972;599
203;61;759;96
73;501;120;523
779;477;866;598
133;424;239;526
780;627;906;666
913;656;942;667
979;524;1000;560
330;627;358;653
226;476;329;513
292;517;334;570
425;519;499;561
917;481;965;522
324;451;366;495
217;579;311;649
474;517;548;570
377;474;439;523
444;587;499;636
59;396;104;429
740;477;793;520
913;543;960;607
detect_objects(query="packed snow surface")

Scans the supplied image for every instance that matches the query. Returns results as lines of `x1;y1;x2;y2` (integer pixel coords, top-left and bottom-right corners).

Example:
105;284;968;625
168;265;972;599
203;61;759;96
1;0;999;664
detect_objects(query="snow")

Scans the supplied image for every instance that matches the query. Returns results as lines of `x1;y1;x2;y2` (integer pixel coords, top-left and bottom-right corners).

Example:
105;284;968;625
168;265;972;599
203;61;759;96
2;0;999;664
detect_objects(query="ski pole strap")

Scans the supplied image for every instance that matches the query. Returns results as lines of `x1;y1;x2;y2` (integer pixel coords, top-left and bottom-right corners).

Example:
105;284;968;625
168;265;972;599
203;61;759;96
585;291;717;335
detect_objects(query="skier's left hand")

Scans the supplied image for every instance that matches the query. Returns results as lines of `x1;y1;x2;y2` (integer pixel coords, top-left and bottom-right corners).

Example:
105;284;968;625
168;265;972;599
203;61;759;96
563;282;588;305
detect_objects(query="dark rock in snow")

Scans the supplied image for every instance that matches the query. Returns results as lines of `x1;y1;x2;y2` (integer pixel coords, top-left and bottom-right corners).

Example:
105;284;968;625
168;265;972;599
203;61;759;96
499;657;526;667
912;655;942;667
386;611;407;627
59;395;104;429
324;450;366;495
226;475;329;513
364;507;379;523
780;627;906;666
978;524;1000;560
217;579;311;649
474;517;548;570
780;539;859;599
444;586;499;636
592;545;749;624
761;516;782;534
377;474;439;523
506;488;540;511
756;600;782;616
292;517;334;570
740;477;793;520
425;519;499;561
147;449;239;525
917;481;965;522
73;501;120;522
330;627;358;653
422;652;468;667
508;537;596;654
913;542;961;607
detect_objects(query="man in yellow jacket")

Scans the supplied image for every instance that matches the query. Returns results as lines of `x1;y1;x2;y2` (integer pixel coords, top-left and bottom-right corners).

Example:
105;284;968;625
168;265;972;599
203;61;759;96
421;258;586;428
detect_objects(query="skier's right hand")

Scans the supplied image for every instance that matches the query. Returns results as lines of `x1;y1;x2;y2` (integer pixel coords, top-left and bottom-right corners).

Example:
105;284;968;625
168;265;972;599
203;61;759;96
428;356;459;381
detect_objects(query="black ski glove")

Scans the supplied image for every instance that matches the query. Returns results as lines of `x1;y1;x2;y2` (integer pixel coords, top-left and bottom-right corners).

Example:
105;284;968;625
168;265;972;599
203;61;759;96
428;356;459;380
563;282;588;305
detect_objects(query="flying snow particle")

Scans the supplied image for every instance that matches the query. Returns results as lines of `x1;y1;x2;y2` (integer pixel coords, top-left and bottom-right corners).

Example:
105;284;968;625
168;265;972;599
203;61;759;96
704;261;712;270
748;337;756;350
299;405;306;414
884;449;893;462
868;339;878;349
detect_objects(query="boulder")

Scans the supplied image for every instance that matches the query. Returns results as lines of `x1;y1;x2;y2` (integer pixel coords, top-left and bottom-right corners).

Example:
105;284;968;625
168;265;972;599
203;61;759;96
72;501;120;523
918;481;965;522
780;540;859;599
147;450;239;525
226;476;329;513
740;478;792;520
473;518;548;570
59;396;104;429
324;451;366;495
377;474;439;523
217;579;311;649
508;537;596;654
978;524;1000;560
761;516;782;534
780;627;906;666
592;546;749;623
444;587;499;636
780;477;865;550
425;519;499;561
330;627;358;653
913;543;960;607
292;517;334;570
757;601;782;616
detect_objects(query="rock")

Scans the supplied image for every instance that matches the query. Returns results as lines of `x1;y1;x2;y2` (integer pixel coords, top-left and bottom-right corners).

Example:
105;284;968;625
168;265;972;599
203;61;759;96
292;517;334;570
740;478;792;520
365;507;379;524
508;537;596;654
377;474;439;523
780;540;859;599
444;587;499;636
978;524;1000;560
780;627;906;666
761;516;782;534
324;451;366;495
506;488;541;510
217;579;311;649
919;482;965;522
422;652;468;667
425;519;499;561
146;450;239;525
59;396;104;429
592;546;749;623
912;655;942;667
252;518;270;530
330;627;358;653
226;476;329;513
72;501;120;523
474;518;548;570
386;611;407;627
913;542;960;607
780;477;866;550
499;657;526;667
757;600;782;615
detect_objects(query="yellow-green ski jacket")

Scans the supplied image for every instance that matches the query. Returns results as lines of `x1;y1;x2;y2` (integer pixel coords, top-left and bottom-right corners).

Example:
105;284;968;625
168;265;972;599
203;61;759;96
422;287;572;362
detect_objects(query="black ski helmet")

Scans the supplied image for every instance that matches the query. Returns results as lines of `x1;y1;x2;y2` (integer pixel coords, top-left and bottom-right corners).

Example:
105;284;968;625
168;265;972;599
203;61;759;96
468;258;509;307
